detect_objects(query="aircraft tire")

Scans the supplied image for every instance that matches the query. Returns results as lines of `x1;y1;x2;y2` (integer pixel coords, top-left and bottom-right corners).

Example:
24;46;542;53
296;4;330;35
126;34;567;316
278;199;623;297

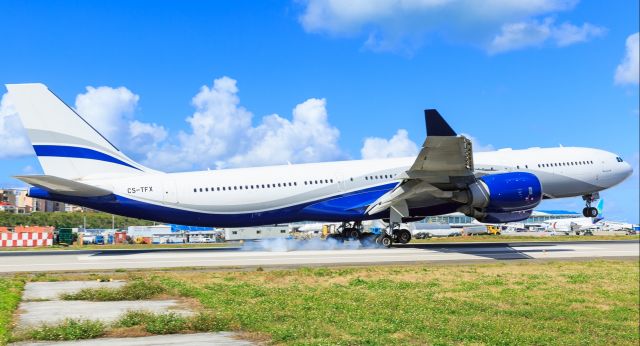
345;229;360;240
380;235;393;248
397;229;411;244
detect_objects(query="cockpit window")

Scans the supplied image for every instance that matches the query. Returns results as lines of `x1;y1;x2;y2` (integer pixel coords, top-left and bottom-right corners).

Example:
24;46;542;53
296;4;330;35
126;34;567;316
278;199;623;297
616;157;624;162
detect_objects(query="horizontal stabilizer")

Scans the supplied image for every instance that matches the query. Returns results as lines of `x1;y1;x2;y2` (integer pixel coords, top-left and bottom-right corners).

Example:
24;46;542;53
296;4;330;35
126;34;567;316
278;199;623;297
425;109;456;136
14;175;112;197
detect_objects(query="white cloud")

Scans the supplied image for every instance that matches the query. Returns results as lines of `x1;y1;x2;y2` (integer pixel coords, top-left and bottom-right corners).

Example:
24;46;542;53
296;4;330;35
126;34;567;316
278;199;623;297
0;93;33;159
298;0;603;54
361;129;419;159
615;32;639;85
74;86;167;156
488;17;604;53
144;77;344;170
460;133;495;152
75;86;139;142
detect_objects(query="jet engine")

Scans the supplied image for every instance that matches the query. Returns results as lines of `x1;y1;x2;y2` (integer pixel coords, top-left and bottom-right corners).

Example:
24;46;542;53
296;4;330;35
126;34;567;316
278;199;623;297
455;172;542;223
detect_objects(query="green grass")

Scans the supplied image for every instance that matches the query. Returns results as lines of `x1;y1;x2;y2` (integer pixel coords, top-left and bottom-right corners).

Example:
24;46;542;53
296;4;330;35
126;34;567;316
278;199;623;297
156;260;639;345
4;260;639;345
61;279;165;301
0;277;24;345
25;319;106;341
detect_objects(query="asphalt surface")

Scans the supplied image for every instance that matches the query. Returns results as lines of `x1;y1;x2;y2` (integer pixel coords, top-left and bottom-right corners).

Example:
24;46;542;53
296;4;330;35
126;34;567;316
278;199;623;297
0;240;637;273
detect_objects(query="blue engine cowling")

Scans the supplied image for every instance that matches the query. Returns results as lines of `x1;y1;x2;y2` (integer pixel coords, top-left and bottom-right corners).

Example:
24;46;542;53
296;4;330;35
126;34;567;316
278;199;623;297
467;172;542;212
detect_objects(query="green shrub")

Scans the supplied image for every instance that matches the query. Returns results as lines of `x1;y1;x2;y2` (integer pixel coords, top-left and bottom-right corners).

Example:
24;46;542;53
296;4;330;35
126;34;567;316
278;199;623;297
114;310;154;328
61;280;166;301
144;313;187;334
29;319;105;341
188;311;231;332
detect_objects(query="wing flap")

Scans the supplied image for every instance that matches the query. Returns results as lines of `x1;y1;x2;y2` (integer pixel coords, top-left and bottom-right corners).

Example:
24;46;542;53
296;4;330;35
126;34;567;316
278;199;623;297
14;175;112;197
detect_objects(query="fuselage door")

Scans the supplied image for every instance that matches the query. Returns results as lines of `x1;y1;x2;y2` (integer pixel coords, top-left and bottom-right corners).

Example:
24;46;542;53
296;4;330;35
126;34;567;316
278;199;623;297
163;178;179;205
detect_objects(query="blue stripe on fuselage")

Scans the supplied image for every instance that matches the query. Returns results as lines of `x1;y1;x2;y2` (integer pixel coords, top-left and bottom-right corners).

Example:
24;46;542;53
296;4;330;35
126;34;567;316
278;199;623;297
33;145;141;171
28;183;402;227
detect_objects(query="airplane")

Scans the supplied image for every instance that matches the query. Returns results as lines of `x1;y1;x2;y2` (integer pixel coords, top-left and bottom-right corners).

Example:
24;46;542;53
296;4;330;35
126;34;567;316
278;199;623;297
543;200;604;234
5;83;633;247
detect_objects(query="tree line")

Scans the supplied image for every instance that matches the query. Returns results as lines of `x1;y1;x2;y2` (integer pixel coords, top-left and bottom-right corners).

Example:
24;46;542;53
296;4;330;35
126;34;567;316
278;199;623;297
0;212;155;229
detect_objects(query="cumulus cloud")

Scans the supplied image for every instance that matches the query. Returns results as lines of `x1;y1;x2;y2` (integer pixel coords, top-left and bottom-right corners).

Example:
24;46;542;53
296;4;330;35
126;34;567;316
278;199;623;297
361;129;419;159
614;32;639;85
359;129;495;160
74;86;167;156
0;93;33;159
298;0;604;54
144;77;344;170
488;17;605;54
460;133;495;152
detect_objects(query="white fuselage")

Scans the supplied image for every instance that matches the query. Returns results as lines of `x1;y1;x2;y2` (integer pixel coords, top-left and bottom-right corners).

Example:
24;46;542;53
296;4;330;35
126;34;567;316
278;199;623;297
82;146;630;220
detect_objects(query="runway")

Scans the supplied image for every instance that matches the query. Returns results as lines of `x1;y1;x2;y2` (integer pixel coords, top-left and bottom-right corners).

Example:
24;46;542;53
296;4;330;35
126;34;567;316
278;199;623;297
0;240;637;273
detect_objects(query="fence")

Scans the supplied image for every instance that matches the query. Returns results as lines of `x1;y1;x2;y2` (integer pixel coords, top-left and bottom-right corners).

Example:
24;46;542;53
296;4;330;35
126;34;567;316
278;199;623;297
0;232;53;247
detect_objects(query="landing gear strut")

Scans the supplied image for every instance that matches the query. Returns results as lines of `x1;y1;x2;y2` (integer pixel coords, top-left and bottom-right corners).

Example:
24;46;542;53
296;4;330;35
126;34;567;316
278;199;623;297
582;193;600;217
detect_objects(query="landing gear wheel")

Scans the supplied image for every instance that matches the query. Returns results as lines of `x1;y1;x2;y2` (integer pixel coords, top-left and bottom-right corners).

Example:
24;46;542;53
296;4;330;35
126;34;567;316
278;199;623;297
380;235;393;248
396;229;411;244
582;207;598;217
345;229;360;240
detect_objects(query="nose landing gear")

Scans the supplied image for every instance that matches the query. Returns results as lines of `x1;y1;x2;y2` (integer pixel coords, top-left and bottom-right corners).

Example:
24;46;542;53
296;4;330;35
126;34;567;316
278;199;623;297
582;193;600;217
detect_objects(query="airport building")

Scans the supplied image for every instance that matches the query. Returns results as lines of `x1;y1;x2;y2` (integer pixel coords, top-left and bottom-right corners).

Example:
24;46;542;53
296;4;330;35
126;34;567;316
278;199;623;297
421;210;581;226
0;188;84;213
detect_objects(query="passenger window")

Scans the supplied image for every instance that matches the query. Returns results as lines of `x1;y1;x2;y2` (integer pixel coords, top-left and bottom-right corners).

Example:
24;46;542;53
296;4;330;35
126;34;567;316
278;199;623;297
199;188;203;192
193;188;197;192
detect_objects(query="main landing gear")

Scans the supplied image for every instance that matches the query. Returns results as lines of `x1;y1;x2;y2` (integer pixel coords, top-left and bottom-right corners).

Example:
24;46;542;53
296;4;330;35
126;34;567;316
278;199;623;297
372;227;412;248
327;221;412;248
582;193;600;217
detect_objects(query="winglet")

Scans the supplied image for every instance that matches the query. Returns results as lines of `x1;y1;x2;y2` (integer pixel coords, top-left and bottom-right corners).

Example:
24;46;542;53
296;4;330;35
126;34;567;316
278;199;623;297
425;109;456;136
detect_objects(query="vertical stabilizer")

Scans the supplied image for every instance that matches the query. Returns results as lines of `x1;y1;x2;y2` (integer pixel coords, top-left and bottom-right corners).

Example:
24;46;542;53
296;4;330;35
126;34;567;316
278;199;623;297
6;83;156;180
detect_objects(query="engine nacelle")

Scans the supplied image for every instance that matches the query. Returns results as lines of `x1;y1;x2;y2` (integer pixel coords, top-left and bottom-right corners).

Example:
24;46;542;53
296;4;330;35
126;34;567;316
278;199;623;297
455;172;542;223
466;172;542;212
477;209;534;223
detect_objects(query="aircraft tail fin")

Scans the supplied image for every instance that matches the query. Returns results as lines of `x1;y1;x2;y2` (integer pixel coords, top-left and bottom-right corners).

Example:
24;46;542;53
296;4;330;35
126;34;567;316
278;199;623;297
5;83;157;180
594;199;604;222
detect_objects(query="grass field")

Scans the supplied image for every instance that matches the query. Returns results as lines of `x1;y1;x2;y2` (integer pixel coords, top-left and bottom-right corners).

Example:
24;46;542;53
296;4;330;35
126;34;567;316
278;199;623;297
0;277;24;345
2;259;638;345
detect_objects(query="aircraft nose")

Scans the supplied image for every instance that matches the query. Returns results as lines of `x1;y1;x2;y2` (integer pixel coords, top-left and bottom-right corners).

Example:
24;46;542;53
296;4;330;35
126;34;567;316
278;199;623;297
622;161;633;179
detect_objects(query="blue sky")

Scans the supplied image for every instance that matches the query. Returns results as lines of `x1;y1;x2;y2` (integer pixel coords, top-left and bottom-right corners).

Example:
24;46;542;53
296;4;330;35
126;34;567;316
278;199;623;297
1;1;638;222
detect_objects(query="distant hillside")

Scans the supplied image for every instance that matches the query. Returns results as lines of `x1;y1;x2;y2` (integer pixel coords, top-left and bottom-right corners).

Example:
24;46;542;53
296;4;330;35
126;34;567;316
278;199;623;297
0;212;155;229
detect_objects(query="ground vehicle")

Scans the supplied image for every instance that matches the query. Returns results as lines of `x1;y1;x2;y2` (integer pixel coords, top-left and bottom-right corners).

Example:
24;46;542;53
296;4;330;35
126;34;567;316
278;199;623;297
486;225;501;235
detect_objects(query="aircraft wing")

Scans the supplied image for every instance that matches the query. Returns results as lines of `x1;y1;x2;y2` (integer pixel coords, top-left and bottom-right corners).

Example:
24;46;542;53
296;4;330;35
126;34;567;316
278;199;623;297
366;110;475;216
14;175;112;197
